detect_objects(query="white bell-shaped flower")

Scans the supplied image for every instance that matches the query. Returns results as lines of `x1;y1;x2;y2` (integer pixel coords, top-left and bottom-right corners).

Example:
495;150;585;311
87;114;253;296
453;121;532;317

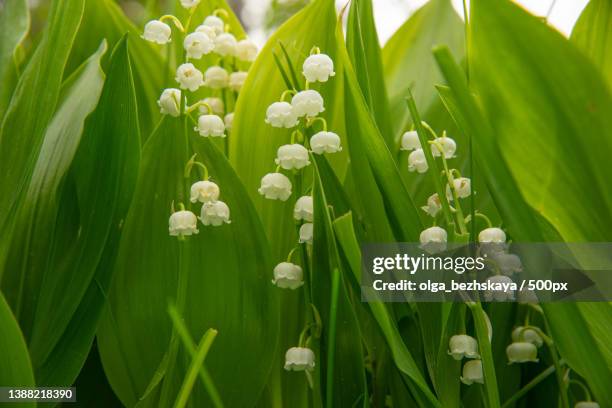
408;148;428;173
180;0;200;8
214;32;237;56
196;114;225;137
258;172;292;201
275;144;311;170
158;88;181;117
299;223;313;244
235;39;258;62
200;97;224;115
421;193;442;217
511;326;543;348
195;24;217;39
517;288;539;304
169;210;199;236
460;360;484;385
483;275;515;301
229;71;248;92
175;63;204;92
142;20;171;44
190;180;220;203
446;177;471;199
493;252;523;275
224;113;234;131
575;402;600;408
291;90;324;118
202;15;224;35
272;262;304;289
419;226;447;253
204;66;229;89
284;347;315;371
200;200;231;226
265;102;298;128
478;227;506;243
294;196;313;222
184;32;214;59
506;342;538;364
302;53;335;82
431;136;457;158
400;130;421;151
310;131;342;154
448;335;480;360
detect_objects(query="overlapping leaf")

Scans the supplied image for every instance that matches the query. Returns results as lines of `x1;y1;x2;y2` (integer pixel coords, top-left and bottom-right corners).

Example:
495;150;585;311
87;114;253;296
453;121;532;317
0;0;29;119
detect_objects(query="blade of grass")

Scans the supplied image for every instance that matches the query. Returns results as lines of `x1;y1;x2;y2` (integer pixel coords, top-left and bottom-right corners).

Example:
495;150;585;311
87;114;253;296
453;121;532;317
172;327;219;408
501;362;561;408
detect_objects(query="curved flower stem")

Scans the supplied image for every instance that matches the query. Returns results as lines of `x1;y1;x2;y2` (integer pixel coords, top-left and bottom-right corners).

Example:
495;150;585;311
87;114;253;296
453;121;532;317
187;101;212;114
534;320;570;408
213;8;229;18
184;154;209;180
286;246;300;263
432;140;468;235
309;46;321;55
307;117;327;132
280;89;297;102
568;379;592;401
420;121;439;140
501;362;562;408
159;15;185;32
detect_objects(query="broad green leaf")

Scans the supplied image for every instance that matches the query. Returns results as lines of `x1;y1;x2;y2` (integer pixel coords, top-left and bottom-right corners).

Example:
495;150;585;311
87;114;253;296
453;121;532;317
98;116;278;407
0;293;35;408
0;0;29;119
571;0;612;89
332;213;440;407
382;0;464;138
0;0;85;269
346;0;393;146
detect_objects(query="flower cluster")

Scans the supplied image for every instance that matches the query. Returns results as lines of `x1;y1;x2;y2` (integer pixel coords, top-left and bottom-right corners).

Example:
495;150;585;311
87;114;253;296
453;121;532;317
143;6;258;139
447;334;484;385
261;47;338;376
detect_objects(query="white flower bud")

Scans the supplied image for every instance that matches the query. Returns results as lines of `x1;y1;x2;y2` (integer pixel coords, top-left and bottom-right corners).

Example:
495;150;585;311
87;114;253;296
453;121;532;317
294;196;313;222
492;252;523;275
299;223;313;244
204;66;229;89
272;262;304;289
275;144;310;170
478;227;506;243
431;136;457;158
200;200;231;226
291;90;324;118
229;71;248;92
511;326;543;348
265;102;298;128
419;226;447;253
196;114;225;137
302;53;335;82
284;347;315;371
158;88;181;117
483;275;515;301
460;360;484;385
506;342;538;364
446;177;471;199
400;130;421;151
224;113;234;131
202;15;224;35
448;335;479;360
190;180;220;203
575;402;600;408
258;172;292;201
421;193;442;217
200;97;224;115
180;0;200;8
142;20;171;44
235;39;258;62
195;24;217;39
408;148;428;173
184;32;214;59
175;63;204;92
310;131;342;154
169;210;199;236
214;32;237;56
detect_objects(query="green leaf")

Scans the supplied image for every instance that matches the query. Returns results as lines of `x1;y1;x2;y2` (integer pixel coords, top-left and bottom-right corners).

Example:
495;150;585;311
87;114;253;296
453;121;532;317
346;0;393;146
571;0;612;89
0;0;29;119
0;0;85;268
98;116;278;408
382;0;464;138
0;293;36;408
